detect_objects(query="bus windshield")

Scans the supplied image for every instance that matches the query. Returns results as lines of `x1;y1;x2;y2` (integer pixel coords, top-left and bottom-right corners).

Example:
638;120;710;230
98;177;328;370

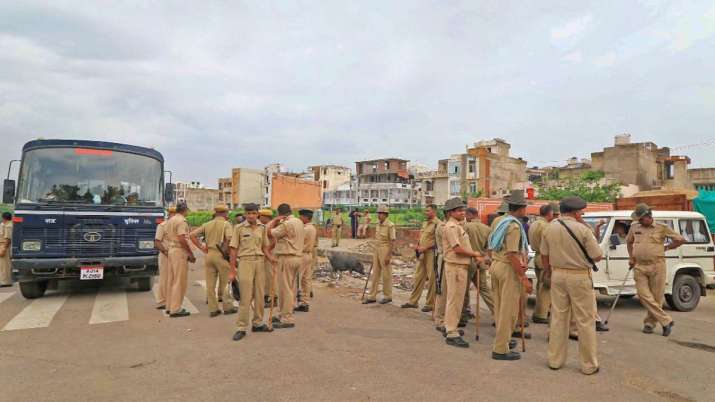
17;147;162;207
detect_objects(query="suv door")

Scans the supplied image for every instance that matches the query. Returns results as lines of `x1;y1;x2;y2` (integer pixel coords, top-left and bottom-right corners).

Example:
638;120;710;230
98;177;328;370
666;217;712;311
605;219;634;293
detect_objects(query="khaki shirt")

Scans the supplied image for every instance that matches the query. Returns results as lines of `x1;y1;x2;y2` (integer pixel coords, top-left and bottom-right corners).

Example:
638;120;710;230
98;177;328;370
541;217;602;270
230;221;267;257
418;217;440;250
272;216;305;256
528;217;549;268
464;220;491;254
492;220;522;264
435;221;445;254
333;213;343;226
627;222;684;265
191;217;232;253
303;223;317;254
374;219;396;247
154;221;167;249
1;221;12;243
360;213;371;225
443;218;473;266
165;214;189;248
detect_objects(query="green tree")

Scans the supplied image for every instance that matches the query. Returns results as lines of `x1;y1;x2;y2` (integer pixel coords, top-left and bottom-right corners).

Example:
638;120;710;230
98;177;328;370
537;173;620;203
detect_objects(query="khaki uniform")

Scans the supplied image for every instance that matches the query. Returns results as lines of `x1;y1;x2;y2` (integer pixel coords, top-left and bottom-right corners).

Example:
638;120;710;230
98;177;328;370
358;213;371;238
433;222;448;327
271;216;305;324
154;221;169;305
230;221;268;330
0;221;12;285
299;222;318;306
541;217;602;374
626;223;684;329
490;219;524;354
407;217;440;307
166;214;191;314
367;219;396;300
191;217;233;313
332;212;343;246
442;218;473;338
464;220;495;315
529;217;550;320
264;233;277;303
490;214;526;330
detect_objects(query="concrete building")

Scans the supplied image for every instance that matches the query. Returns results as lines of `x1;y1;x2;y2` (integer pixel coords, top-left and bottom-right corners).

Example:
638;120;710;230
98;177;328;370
465;138;529;197
355;158;418;208
689;168;715;191
413;169;449;206
174;181;220;211
268;174;321;210
322;179;359;208
217;177;232;208
216;168;264;209
309;165;352;198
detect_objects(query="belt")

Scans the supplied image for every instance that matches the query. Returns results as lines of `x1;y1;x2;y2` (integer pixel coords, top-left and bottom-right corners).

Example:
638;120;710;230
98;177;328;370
553;267;589;274
277;254;302;258
239;255;263;260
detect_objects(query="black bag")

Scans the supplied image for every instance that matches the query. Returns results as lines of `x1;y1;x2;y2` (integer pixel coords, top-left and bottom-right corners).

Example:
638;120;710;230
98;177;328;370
230;278;241;302
557;219;599;272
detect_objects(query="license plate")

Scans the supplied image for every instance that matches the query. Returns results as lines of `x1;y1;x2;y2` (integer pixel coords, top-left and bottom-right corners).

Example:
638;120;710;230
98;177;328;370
80;266;104;280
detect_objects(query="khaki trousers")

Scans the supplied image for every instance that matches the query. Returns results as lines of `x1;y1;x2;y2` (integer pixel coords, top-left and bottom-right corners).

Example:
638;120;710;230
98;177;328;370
533;264;551;320
156;252;169;305
357;224;368;238
264;257;273;300
277;255;302;324
167;247;189;314
0;254;11;285
298;253;314;305
491;260;521;354
367;245;393;300
634;261;672;328
445;263;469;338
463;262;495;316
548;269;598;374
434;255;446;327
408;250;436;307
236;256;265;331
205;251;233;312
332;225;342;246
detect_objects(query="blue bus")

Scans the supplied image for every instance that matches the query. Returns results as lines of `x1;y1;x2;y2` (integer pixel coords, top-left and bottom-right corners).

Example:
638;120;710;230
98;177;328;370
3;139;172;298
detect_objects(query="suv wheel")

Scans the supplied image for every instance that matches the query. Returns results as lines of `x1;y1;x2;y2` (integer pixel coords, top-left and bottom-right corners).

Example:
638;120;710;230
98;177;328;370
19;281;48;299
666;274;700;312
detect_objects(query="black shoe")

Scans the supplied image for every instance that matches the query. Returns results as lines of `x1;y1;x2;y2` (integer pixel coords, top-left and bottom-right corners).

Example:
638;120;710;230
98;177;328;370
209;310;222;318
232;331;246;341
401;303;418;309
458;320;467;328
310;291;314;298
445;336;470;348
492;351;521;361
421;306;433;313
0;284;12;288
169;309;190;318
218;298;223;303
596;321;609;332
362;299;377;304
511;331;532;339
642;325;654;334
532;316;549;324
442;329;464;338
252;324;273;333
273;322;295;329
272;316;281;324
569;334;579;341
378;299;392;304
223;308;238;315
156;305;166;310
509;340;518;349
294;304;309;312
662;321;674;337
464;312;476;319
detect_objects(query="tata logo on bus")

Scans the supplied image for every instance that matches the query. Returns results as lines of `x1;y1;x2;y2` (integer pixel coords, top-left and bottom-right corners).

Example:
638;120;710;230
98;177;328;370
83;232;102;243
124;218;140;225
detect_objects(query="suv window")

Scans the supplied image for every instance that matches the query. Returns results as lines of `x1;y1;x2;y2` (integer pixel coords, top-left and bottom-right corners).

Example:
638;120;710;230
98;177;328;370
678;219;710;244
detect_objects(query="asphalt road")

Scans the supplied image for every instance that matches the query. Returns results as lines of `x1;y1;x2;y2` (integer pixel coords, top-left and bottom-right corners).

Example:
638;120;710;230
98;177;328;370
1;253;715;402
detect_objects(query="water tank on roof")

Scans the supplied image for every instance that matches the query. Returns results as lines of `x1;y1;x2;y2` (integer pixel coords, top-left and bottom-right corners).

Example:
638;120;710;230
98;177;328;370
615;133;631;145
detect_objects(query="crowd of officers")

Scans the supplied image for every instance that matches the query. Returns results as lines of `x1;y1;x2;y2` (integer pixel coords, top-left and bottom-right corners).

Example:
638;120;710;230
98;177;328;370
360;191;684;375
154;201;318;342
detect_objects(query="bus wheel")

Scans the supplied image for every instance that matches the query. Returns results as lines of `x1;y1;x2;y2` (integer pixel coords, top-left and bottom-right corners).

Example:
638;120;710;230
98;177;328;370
136;277;152;292
19;281;48;299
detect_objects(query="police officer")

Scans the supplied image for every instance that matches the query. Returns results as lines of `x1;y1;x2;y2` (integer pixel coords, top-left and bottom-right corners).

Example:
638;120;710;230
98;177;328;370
190;204;237;317
401;204;440;312
489;190;532;361
259;209;277;307
441;198;484;348
229;203;274;340
331;207;343;247
165;202;196;318
626;203;684;336
463;207;495;318
154;206;176;309
541;196;602;375
529;203;556;324
0;212;13;287
297;209;317;312
267;203;305;328
362;205;396;304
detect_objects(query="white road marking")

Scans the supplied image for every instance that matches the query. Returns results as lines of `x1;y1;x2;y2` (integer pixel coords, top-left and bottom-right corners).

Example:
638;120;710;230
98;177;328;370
89;289;129;325
0;292;15;305
2;295;68;331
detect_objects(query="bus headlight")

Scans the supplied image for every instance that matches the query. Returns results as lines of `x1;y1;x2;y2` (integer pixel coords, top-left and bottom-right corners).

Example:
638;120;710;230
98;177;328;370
22;241;42;251
138;240;155;250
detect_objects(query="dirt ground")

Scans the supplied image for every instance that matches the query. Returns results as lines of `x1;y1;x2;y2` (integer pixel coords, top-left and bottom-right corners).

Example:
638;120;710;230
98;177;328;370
1;249;715;402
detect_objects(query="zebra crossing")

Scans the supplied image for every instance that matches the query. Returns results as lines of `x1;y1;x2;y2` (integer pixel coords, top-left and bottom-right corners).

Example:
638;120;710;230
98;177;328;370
0;285;202;332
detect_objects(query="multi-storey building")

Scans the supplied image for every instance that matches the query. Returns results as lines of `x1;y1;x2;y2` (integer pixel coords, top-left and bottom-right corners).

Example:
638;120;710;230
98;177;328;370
355;158;418;208
309;165;352;198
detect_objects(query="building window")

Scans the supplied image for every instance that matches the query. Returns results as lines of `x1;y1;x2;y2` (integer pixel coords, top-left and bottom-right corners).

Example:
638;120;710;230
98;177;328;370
469;182;477;193
468;161;475;173
323;181;327;189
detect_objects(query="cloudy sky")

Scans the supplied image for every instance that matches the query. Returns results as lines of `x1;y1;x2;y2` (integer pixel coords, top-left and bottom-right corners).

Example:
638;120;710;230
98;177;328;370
1;1;714;186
